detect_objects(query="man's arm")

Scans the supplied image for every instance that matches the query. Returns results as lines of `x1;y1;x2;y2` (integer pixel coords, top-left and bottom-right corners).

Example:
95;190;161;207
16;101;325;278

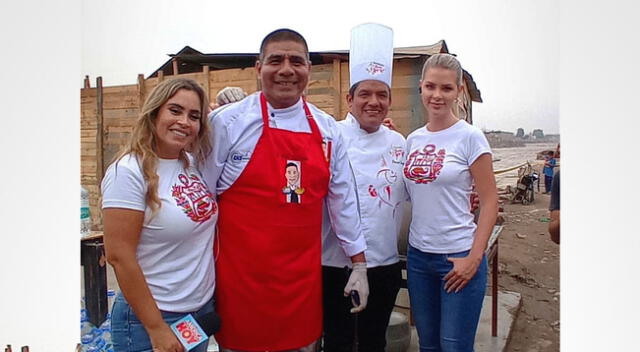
323;120;369;312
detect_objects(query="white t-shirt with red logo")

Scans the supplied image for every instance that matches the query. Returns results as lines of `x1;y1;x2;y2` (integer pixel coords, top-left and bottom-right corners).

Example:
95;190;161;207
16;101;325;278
101;154;218;312
403;120;491;254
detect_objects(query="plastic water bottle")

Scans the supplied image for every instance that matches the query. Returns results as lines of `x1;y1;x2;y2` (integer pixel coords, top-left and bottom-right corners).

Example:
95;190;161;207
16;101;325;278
81;186;92;237
87;337;106;352
80;308;98;351
99;290;116;352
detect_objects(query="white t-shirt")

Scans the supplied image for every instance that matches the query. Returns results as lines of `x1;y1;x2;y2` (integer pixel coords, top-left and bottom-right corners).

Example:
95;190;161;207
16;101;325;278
322;113;407;268
202;93;366;258
101;154;217;312
403;120;491;254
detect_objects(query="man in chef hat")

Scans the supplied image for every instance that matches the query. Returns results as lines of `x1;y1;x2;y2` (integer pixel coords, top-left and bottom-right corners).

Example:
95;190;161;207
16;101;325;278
321;22;407;352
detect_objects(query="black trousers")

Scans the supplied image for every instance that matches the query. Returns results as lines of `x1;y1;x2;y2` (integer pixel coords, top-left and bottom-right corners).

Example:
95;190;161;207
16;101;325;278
322;262;402;352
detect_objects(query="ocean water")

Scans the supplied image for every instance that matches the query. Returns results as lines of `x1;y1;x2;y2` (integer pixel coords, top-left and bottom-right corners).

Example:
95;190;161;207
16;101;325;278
492;142;558;189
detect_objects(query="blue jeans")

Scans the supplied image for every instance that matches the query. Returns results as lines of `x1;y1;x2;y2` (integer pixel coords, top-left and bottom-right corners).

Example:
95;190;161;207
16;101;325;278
544;175;553;193
407;245;487;352
111;293;213;352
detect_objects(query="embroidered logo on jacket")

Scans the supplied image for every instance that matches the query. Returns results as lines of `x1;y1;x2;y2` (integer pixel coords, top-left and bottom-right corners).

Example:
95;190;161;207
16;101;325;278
172;174;217;222
389;145;405;165
367;148;404;218
404;144;446;184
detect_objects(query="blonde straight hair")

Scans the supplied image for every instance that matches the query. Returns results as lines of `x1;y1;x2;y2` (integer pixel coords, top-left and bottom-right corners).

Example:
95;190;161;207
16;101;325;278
421;53;463;85
114;78;211;214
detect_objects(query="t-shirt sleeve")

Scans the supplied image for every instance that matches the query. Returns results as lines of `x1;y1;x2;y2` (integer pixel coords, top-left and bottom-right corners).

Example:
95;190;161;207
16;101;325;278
549;171;560;211
466;126;492;166
101;158;146;211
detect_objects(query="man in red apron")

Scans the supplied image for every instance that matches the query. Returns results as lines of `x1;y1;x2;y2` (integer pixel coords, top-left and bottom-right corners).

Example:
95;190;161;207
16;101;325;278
203;28;369;352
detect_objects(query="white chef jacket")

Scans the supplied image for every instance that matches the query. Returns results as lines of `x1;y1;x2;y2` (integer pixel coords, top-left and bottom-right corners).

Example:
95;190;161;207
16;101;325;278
202;92;367;258
322;113;407;268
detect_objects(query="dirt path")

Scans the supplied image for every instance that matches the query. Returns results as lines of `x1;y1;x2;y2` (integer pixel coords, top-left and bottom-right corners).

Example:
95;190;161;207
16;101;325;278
499;183;560;351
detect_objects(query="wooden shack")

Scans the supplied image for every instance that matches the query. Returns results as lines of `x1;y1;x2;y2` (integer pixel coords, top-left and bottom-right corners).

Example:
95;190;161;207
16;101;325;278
80;40;482;229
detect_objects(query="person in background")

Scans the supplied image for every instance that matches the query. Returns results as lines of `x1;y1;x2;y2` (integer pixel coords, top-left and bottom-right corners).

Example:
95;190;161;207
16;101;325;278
548;170;560;244
543;151;557;194
403;53;498;351
321;23;404;352
102;78;219;352
202;28;368;352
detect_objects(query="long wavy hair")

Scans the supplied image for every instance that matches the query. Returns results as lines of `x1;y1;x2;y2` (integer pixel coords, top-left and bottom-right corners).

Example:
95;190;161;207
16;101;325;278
114;78;211;214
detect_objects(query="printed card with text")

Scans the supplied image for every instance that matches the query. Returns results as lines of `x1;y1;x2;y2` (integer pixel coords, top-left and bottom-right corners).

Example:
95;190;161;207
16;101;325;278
170;314;208;350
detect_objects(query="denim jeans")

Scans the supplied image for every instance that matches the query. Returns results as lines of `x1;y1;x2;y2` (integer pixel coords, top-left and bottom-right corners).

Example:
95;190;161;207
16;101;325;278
407;245;487;352
544;175;553;193
111;293;213;352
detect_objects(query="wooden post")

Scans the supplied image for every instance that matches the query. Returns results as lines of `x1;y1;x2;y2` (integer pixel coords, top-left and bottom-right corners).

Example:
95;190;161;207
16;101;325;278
81;238;108;327
203;65;210;102
137;74;146;107
158;70;164;82
96;77;104;187
332;59;342;119
84;75;90;88
492;242;499;336
172;58;179;75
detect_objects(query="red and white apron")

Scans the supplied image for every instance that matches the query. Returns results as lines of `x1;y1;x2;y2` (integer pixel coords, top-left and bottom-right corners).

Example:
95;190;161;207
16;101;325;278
214;93;330;351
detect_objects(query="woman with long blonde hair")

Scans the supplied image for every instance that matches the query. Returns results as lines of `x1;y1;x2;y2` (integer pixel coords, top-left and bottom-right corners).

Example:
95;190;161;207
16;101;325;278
403;54;498;351
101;78;219;352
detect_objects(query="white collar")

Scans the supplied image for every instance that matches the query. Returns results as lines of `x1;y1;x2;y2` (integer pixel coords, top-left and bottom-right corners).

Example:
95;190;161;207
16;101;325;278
345;112;384;136
267;98;304;119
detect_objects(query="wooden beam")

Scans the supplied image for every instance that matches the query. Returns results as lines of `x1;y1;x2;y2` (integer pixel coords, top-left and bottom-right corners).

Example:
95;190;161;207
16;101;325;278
172;58;178;75
203;65;211;103
332;59;342;119
158;70;164;82
84;75;90;88
137;74;145;107
96;77;104;187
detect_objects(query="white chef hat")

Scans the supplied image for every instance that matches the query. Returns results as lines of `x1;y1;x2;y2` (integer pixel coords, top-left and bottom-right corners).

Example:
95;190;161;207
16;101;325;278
349;22;394;89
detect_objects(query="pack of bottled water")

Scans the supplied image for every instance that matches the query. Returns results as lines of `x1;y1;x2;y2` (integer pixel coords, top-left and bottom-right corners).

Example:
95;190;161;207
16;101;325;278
80;290;115;352
81;186;92;238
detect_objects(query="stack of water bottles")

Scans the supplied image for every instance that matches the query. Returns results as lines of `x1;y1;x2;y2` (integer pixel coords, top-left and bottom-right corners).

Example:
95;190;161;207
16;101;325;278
81;186;92;238
81;290;116;352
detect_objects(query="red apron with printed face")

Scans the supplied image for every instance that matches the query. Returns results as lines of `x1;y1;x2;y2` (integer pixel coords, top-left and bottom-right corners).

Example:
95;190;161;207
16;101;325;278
214;93;330;351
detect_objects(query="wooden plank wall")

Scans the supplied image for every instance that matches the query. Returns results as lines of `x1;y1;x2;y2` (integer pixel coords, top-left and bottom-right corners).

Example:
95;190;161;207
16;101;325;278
80;58;474;229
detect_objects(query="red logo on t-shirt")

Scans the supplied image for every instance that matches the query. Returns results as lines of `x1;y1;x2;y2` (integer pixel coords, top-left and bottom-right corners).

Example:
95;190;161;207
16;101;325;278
172;174;217;222
404;144;446;184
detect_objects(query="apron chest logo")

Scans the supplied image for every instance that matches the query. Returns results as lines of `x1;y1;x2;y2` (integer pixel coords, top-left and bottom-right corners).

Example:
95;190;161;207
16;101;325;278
230;151;252;164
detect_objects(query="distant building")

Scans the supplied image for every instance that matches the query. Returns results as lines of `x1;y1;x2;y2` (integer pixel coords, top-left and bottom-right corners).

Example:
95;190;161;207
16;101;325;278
532;129;545;139
484;130;524;148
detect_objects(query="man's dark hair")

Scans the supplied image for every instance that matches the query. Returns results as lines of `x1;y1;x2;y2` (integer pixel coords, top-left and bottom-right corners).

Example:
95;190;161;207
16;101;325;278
286;162;299;169
348;81;362;97
348;80;392;97
259;28;310;61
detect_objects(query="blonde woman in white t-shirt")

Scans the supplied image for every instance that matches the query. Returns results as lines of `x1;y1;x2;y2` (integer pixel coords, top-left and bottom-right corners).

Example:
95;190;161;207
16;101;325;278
403;54;498;352
101;78;219;352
